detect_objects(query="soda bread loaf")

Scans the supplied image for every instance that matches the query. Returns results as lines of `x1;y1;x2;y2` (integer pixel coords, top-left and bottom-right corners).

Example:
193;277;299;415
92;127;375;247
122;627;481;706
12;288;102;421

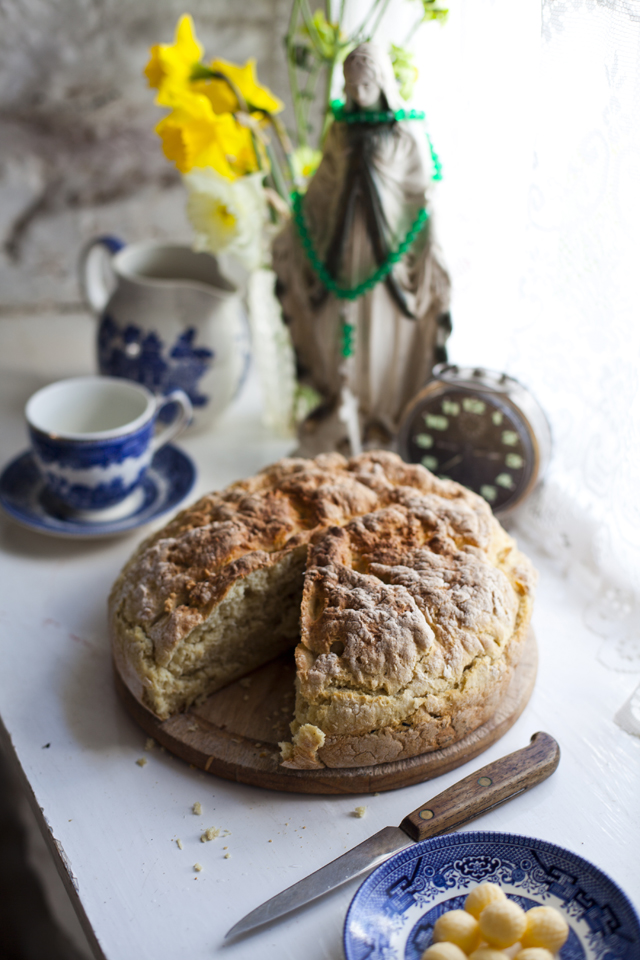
109;452;535;769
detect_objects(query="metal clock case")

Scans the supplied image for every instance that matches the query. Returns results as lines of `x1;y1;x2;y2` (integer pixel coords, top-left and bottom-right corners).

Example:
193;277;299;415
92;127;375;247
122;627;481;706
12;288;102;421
397;364;552;516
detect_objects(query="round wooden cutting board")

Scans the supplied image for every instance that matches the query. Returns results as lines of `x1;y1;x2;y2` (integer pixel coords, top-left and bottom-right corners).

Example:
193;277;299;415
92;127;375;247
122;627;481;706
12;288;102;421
115;630;537;795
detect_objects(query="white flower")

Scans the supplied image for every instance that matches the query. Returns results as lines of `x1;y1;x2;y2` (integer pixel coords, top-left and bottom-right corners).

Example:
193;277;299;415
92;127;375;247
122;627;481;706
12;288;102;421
184;168;267;271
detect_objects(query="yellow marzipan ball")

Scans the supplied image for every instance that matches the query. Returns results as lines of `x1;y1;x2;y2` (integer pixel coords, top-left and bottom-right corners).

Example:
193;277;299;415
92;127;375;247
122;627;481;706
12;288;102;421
465;883;507;919
433;909;481;953
479;899;527;948
469;949;511;960
521;906;569;952
515;949;555;960
421;943;468;960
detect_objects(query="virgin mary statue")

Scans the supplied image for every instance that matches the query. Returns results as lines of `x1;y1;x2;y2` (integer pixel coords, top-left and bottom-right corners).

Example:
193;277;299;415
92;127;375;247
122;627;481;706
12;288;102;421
273;42;452;455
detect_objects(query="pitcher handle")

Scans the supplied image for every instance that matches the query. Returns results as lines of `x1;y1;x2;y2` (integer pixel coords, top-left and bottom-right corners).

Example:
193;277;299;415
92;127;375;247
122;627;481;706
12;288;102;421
79;235;125;314
150;390;193;454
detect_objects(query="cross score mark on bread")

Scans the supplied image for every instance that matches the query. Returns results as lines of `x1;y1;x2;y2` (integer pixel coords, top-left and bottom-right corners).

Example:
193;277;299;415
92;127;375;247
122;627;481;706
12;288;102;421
109;452;535;769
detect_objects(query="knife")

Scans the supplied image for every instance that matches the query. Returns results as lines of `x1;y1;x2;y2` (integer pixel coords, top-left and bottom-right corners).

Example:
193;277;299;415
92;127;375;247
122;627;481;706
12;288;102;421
225;731;560;940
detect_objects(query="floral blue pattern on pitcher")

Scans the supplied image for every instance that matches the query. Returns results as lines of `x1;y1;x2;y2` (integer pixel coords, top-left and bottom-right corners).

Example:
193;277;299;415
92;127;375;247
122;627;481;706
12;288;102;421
80;237;251;432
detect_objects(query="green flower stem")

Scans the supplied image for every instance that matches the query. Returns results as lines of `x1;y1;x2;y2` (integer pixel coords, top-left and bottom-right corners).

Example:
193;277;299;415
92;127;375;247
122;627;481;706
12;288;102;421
403;15;424;46
298;0;326;60
366;0;393;41
352;0;385;43
265;142;290;204
321;58;336;143
285;0;308;146
292;190;429;301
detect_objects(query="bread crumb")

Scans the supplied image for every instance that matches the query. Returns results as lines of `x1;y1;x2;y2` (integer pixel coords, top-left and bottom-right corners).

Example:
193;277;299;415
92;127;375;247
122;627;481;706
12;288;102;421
193;802;202;815
176;839;183;850
374;793;380;797
201;826;220;842
224;853;231;859
194;863;203;872
280;724;325;770
145;738;155;751
354;806;366;818
223;846;228;850
268;839;272;842
136;758;147;767
186;724;198;733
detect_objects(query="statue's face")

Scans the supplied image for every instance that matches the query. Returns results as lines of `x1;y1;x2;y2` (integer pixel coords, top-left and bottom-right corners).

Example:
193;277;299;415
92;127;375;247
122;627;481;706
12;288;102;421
344;62;381;109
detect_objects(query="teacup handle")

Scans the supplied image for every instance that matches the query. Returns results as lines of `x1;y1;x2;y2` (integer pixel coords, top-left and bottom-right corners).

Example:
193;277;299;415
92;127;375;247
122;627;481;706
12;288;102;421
151;390;193;454
79;235;125;314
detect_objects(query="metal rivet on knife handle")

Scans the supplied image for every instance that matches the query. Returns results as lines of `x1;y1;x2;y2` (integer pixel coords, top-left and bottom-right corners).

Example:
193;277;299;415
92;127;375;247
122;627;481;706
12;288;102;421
399;731;560;843
419;809;434;820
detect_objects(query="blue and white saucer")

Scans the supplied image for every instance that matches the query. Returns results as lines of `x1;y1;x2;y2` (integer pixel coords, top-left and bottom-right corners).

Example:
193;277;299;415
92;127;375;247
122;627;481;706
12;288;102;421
0;444;195;538
344;831;640;960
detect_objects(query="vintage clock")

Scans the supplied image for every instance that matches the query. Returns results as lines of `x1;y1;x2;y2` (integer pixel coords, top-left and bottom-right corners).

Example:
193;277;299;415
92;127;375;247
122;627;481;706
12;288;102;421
397;364;551;516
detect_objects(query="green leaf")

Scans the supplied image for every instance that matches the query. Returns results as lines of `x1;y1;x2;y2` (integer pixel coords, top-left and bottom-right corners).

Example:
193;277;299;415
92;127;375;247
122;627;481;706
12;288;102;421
420;0;449;23
389;43;419;101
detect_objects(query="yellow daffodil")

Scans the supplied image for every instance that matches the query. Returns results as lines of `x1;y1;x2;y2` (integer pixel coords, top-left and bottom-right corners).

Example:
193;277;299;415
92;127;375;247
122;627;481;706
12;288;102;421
155;94;258;178
194;58;283;115
144;14;203;92
145;16;278;181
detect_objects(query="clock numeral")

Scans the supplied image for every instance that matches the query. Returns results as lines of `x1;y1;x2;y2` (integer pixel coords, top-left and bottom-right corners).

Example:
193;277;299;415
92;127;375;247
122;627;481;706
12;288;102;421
492;410;504;425
505;453;523;469
496;473;515;490
442;400;460;416
480;485;497;502
462;398;486;415
501;430;519;446
414;433;434;449
421;456;438;471
424;414;448;431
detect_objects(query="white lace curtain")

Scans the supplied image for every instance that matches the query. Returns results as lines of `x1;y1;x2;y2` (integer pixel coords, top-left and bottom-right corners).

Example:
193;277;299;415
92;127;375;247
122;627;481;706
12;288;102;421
392;0;640;699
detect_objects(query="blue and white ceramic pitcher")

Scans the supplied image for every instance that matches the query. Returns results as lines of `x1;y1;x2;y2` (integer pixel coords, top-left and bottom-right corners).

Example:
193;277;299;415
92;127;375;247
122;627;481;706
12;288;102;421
79;238;251;432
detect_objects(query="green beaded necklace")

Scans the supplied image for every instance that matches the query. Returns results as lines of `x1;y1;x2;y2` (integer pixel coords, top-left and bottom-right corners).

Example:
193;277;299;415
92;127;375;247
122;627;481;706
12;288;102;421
329;99;443;181
291;192;429;303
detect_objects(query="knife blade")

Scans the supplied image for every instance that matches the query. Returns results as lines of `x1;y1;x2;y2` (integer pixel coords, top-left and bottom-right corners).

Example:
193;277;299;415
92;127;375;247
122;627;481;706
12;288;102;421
225;731;560;940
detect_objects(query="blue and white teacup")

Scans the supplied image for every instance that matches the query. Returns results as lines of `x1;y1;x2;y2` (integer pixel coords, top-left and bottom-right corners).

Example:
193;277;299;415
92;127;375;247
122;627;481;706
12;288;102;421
26;376;192;515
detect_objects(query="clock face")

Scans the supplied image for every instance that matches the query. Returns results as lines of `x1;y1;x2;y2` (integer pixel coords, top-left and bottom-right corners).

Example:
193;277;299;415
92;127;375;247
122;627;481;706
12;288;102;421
401;387;536;512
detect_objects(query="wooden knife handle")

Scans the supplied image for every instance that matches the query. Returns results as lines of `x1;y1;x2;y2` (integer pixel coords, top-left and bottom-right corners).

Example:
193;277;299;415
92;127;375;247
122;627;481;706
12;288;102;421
399;731;560;843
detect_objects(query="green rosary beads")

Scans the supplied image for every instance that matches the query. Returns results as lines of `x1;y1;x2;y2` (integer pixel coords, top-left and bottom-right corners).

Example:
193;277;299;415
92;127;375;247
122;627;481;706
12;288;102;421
291;192;429;304
330;99;426;124
330;99;443;181
292;103;442;356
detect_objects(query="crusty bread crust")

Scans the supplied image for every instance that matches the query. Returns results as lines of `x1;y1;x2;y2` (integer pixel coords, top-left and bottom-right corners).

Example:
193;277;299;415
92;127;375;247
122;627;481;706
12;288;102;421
109;452;535;767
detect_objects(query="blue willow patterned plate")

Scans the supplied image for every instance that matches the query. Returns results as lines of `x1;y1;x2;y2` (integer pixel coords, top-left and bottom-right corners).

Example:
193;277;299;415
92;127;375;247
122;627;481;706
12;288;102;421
0;444;195;539
344;832;640;960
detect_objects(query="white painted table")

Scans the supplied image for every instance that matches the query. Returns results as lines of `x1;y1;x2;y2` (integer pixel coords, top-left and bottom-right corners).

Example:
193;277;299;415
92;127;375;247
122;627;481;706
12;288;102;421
0;314;639;960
